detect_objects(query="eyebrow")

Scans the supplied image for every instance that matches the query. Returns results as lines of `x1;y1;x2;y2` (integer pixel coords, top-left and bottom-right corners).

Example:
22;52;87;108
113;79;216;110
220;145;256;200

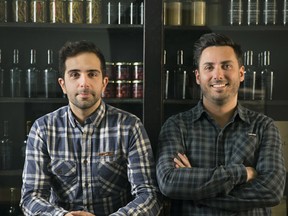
203;60;233;65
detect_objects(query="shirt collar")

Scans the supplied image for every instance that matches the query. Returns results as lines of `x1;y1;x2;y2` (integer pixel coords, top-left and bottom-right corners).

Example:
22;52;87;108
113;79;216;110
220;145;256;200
68;100;106;127
193;100;250;124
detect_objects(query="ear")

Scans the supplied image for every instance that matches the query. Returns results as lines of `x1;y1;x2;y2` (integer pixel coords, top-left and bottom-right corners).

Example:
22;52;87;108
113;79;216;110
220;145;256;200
195;69;200;85
58;78;67;94
101;77;109;94
239;66;245;82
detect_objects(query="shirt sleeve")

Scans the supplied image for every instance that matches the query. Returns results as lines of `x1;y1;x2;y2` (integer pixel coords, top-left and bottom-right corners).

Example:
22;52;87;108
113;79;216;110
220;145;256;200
20;121;69;216
156;117;248;201
198;121;286;211
110;119;163;216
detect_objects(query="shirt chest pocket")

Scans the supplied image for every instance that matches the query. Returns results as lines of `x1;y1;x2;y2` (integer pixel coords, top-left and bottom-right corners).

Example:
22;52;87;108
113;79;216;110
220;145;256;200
96;155;129;197
50;160;78;187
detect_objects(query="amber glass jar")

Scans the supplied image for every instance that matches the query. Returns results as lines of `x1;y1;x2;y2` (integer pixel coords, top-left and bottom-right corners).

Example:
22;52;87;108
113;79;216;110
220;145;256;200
0;0;8;22
67;0;84;23
30;0;47;23
12;0;28;22
86;0;102;24
50;0;67;23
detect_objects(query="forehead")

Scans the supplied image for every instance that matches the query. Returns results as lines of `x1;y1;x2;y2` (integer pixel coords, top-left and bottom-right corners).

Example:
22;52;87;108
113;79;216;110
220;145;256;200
200;46;237;64
65;52;101;68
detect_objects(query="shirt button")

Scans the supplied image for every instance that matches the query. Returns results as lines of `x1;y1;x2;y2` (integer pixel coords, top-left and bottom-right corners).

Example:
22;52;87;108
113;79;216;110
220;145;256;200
84;182;89;187
83;159;88;164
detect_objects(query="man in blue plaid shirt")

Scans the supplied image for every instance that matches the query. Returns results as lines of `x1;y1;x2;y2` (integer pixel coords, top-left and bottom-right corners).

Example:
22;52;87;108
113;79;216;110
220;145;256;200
20;40;162;216
156;33;286;215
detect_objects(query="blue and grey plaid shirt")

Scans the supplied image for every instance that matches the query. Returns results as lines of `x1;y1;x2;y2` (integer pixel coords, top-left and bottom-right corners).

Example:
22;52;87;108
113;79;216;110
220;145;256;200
20;100;162;216
156;101;286;216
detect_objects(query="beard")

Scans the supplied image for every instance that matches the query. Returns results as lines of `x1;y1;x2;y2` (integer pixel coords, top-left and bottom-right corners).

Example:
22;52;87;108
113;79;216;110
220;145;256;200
68;89;101;110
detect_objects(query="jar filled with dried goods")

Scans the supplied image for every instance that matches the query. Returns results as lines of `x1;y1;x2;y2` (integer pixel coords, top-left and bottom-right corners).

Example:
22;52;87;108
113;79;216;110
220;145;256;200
67;0;84;23
12;0;28;22
0;0;8;22
50;0;67;23
86;0;102;24
30;0;47;23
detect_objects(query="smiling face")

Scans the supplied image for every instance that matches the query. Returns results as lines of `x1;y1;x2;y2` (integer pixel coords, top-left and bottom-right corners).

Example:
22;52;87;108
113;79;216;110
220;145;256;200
58;52;108;118
195;46;244;106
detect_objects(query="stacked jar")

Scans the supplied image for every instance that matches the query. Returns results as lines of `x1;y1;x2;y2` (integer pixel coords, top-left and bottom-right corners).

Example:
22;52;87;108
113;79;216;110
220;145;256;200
103;62;116;98
115;62;131;98
131;62;143;99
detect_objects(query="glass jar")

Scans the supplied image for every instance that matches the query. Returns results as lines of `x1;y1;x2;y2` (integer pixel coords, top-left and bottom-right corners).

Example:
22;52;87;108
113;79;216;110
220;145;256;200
116;80;131;98
103;81;116;98
30;0;47;23
166;0;182;26
12;0;28;22
86;0;102;24
132;62;143;80
106;62;115;80
132;80;143;98
190;0;206;26
0;0;8;22
67;0;84;23
207;0;223;26
115;62;131;80
50;0;66;23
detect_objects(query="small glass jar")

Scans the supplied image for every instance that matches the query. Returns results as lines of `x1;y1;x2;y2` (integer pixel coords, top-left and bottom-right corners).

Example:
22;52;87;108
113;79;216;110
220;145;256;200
190;0;206;26
132;80;143;98
115;62;131;80
50;0;67;23
106;62;115;80
103;81;116;98
132;62;143;80
0;0;8;22
67;0;84;23
30;0;47;23
116;80;131;98
12;0;28;22
86;0;102;24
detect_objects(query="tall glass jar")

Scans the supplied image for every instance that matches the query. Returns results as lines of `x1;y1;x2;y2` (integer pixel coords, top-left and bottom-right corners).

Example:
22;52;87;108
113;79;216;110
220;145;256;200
228;0;243;25
12;0;28;22
30;0;47;23
50;0;67;23
190;0;206;26
86;0;102;24
166;0;182;26
67;0;84;23
0;0;8;22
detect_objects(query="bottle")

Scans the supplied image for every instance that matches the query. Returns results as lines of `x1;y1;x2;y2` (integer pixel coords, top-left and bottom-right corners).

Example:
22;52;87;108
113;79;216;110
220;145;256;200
117;0;128;24
10;49;23;97
0;49;4;97
242;50;257;100
12;0;28;22
106;0;117;24
0;121;12;170
247;0;260;25
86;0;102;24
8;187;22;216
30;0;47;23
260;51;274;100
263;0;277;25
67;0;84;23
25;49;39;98
0;0;8;22
163;50;172;99
43;50;58;98
174;50;187;99
190;0;206;26
283;0;288;25
22;121;31;163
50;0;67;23
228;0;243;25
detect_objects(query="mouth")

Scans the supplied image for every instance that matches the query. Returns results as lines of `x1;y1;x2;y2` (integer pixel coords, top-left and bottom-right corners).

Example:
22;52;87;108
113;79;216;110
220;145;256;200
210;83;228;88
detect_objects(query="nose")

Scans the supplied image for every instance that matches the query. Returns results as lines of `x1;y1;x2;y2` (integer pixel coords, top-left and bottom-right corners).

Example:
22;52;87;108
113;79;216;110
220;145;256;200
213;66;224;80
79;73;89;88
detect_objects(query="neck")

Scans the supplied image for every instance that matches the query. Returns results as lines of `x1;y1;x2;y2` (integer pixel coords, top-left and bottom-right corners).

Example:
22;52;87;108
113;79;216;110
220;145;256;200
203;97;237;128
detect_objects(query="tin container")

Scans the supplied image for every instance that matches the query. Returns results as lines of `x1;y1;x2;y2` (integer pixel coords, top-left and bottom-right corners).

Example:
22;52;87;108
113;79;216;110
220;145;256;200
132;80;143;98
115;62;131;80
116;80;131;98
132;62;143;80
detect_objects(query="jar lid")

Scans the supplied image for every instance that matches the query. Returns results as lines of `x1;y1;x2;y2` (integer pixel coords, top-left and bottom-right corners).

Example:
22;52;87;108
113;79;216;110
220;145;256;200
115;80;132;84
106;62;114;66
132;80;143;83
115;62;131;66
133;62;143;66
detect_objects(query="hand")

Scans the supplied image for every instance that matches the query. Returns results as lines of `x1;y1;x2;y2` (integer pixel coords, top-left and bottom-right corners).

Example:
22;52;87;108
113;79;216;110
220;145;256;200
65;211;95;216
174;153;192;168
246;167;257;182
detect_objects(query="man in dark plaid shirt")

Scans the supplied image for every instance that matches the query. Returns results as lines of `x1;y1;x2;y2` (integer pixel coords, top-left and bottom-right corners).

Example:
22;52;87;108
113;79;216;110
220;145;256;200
156;33;286;215
20;41;162;216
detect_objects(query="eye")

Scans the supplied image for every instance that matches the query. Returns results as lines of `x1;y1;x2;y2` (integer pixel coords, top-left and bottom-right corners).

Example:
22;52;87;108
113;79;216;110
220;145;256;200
204;64;213;72
69;71;80;78
222;64;232;70
88;71;101;78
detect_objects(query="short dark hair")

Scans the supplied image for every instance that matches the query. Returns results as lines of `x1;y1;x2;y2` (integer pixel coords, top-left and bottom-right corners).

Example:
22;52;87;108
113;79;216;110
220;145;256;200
58;40;106;78
193;33;243;69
